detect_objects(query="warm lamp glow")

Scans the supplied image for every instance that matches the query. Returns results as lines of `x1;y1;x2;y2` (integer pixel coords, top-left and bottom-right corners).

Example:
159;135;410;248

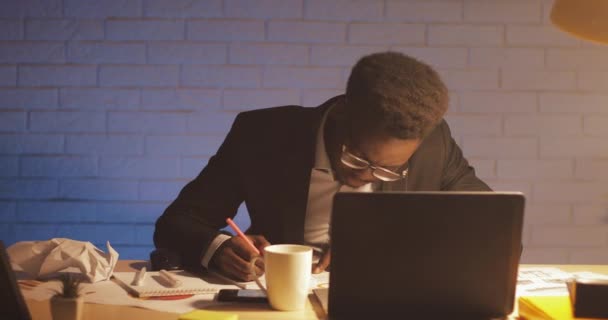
551;0;608;44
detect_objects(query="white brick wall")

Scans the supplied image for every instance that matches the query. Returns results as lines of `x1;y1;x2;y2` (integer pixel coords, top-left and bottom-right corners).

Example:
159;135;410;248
1;0;607;262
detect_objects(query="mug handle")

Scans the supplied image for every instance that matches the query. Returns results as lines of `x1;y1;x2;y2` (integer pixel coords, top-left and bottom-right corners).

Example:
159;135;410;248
249;256;267;294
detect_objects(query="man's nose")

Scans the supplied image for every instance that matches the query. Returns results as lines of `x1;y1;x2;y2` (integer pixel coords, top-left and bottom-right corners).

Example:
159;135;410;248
356;168;378;183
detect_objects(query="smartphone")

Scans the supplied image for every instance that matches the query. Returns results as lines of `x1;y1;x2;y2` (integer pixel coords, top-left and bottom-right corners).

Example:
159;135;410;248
216;289;268;303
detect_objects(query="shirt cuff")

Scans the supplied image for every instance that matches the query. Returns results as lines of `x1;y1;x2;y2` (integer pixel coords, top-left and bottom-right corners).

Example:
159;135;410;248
201;233;232;268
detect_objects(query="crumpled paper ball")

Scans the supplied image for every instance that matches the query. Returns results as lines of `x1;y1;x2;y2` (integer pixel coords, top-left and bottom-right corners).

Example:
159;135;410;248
8;238;119;283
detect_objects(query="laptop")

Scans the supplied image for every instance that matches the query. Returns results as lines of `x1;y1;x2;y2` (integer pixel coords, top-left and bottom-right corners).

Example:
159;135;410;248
328;192;524;319
0;240;32;320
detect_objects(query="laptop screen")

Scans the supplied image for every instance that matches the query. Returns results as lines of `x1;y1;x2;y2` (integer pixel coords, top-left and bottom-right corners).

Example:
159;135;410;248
0;240;32;320
328;192;524;319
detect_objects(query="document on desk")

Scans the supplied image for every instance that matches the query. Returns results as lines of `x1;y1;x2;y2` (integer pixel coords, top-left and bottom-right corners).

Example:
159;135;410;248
517;267;608;296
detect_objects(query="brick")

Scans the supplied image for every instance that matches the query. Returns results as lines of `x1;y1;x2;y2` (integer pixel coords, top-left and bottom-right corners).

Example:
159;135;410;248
439;69;499;90
575;160;608;180
466;159;495;179
0;157;18;177
181;157;209;178
187;19;264;41
573;205;608;225
107;19;184;40
0;179;58;199
135;225;154;245
29;111;106;133
147;42;226;64
540;93;608;113
502;70;575;90
67;41;145;64
108;112;188;134
570;250;608;264
578;72;608;91
57;224;136;245
460;92;537;113
520;247;569;264
0;0;62;18
99;156;179;178
223;89;300;111
17;201;96;222
100;65;178;87
66;134;144;155
181;65;260;88
462;137;537;159
349;23;425;45
139;180;184;201
444;115;501;136
60;88;140;110
25;19;103;40
302;89;343;107
525;204;571;225
230;43;309;65
0;89;57;109
64;0;142;18
305;0;383;21
505;115;582;136
534;182;607;203
497;160;573;180
225;0;301;18
269;21;346;43
20;156;97;177
263;67;342;89
464;0;542;23
19;65;96;87
0;65;16;86
0;20;23;40
13;224;57;242
186;112;236;135
60;179;139;200
392;47;467;68
541;137;608;158
0;134;63;154
145;0;222;18
531;226;606;246
0;42;64;63
429;25;503;46
469;48;544;69
145;135;223;156
507;25;579;47
310;45;387;67
0;111;26;132
95;202;166;223
386;0;462;22
0;201;16;222
141;89;220;110
547;49;608;70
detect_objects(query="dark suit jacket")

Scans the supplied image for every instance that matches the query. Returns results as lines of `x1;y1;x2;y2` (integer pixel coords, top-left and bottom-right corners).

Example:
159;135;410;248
154;96;491;271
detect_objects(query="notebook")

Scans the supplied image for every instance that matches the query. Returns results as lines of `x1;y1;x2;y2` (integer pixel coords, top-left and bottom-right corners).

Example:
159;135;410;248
0;240;31;320
113;270;235;297
329;191;525;319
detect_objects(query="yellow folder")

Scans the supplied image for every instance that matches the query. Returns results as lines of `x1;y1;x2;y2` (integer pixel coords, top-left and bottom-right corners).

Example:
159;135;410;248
518;296;597;320
178;310;238;320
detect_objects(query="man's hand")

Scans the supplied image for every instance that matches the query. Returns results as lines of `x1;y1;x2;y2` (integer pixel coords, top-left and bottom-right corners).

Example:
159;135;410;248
313;248;330;273
211;235;270;281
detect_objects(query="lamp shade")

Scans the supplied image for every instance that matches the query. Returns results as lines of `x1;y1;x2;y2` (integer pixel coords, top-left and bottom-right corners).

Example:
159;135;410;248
551;0;608;44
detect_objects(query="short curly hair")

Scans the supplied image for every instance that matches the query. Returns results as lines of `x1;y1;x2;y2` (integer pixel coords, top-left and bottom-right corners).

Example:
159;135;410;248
344;51;449;140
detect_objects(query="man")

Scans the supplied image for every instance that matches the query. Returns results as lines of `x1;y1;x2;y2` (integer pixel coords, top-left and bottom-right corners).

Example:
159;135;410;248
154;52;490;281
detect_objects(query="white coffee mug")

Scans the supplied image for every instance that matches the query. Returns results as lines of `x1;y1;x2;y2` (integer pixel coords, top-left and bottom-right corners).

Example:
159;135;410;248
252;244;312;311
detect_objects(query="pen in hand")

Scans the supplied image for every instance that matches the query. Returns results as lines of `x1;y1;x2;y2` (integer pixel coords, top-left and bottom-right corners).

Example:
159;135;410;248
226;217;261;256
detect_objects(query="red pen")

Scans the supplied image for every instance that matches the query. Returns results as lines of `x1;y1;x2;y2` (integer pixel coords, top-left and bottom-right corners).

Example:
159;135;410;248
226;217;261;256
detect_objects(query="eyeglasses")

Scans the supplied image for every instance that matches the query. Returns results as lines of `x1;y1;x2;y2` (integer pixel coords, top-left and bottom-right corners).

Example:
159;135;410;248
340;145;408;182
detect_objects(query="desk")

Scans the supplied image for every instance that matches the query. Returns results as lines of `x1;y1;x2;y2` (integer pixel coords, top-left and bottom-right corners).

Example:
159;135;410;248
23;262;608;320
